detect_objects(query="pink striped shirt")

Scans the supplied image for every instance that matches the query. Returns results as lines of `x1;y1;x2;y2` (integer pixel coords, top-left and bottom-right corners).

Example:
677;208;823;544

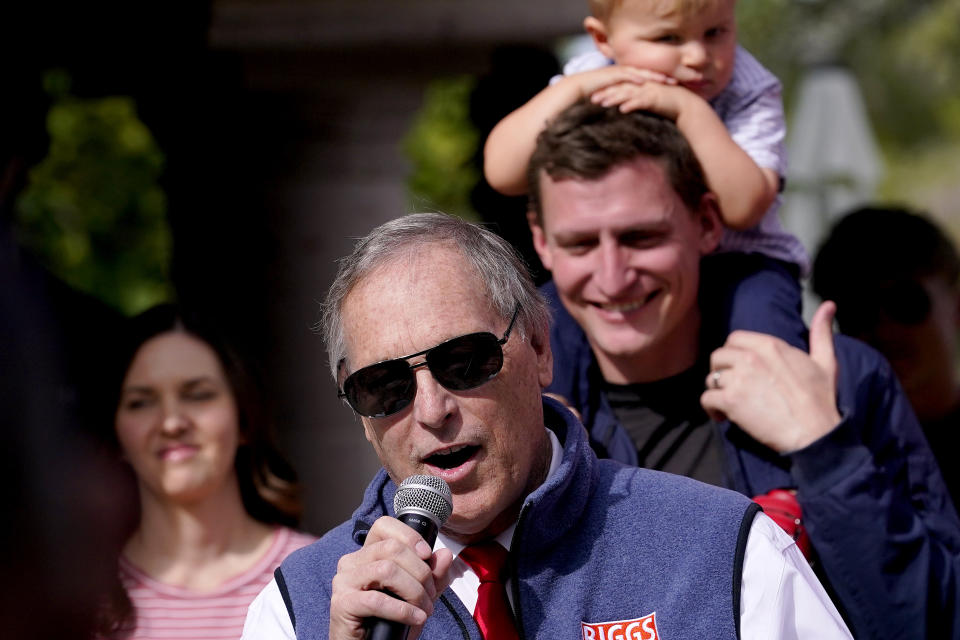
117;527;316;640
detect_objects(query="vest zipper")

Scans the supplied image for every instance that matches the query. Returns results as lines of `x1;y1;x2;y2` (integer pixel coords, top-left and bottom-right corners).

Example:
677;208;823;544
438;593;473;640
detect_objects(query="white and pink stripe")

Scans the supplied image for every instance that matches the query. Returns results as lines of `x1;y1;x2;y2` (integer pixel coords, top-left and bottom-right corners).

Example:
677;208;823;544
117;527;315;640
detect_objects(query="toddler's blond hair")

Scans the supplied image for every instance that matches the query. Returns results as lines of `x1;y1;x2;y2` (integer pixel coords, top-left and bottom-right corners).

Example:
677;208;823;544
588;0;724;24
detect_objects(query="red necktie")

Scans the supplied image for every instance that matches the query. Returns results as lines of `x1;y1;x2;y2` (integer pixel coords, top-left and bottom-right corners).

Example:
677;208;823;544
459;541;520;639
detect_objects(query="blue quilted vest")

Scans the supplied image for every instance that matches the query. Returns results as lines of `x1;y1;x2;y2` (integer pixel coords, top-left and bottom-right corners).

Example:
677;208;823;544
278;399;758;639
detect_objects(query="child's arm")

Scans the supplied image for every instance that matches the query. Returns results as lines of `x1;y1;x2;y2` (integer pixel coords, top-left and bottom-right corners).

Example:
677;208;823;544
593;82;779;230
483;66;674;196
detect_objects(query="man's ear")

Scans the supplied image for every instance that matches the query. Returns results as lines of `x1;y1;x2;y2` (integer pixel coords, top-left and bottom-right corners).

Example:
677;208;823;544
530;321;554;390
529;209;554;271
697;192;724;255
584;16;615;60
362;420;376;445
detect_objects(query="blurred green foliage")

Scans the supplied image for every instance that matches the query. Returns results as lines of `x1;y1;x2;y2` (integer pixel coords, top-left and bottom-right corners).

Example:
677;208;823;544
15;70;173;316
406;0;960;234
402;75;480;221
737;0;960;147
737;0;960;235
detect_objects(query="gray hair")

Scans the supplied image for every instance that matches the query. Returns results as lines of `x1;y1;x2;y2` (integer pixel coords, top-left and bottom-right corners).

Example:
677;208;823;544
321;213;551;380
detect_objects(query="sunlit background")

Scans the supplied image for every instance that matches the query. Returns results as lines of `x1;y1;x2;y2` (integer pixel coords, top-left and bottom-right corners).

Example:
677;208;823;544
5;0;959;533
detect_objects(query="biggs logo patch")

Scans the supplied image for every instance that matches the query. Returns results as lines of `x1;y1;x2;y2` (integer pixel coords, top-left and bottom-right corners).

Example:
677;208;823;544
581;612;659;640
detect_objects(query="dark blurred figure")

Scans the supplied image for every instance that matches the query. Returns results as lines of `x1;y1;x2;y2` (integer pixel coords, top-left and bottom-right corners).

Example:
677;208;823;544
1;205;133;640
469;44;560;285
2;5;159;636
813;205;960;503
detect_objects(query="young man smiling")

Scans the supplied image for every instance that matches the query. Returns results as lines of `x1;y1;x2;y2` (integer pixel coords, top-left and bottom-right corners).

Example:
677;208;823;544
527;100;960;639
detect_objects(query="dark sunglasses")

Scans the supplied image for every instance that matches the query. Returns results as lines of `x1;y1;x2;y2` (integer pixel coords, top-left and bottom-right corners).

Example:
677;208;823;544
338;304;521;418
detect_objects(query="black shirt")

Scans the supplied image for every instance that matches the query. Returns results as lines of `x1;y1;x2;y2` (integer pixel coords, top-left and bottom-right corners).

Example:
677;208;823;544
604;363;726;487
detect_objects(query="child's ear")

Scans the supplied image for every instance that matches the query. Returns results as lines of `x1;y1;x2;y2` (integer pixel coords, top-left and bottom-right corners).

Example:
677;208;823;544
584;17;615;60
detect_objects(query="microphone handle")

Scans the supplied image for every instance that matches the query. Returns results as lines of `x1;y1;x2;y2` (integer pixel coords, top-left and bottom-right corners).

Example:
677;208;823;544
365;512;441;640
367;618;407;640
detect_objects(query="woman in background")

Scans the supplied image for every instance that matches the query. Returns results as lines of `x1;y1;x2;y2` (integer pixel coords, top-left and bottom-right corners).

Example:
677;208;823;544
100;304;315;639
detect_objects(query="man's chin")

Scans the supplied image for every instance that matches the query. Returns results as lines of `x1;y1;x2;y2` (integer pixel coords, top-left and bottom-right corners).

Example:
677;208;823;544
591;335;655;362
570;307;661;357
442;512;500;544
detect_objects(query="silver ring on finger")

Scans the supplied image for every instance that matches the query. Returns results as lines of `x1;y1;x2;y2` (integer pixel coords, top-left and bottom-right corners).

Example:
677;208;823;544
710;370;722;390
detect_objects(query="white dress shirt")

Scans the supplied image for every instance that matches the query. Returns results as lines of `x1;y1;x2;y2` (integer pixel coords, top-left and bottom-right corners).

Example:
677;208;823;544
242;430;852;639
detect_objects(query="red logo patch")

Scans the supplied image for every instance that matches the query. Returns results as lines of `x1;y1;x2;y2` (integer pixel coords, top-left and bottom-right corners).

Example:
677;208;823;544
581;612;660;640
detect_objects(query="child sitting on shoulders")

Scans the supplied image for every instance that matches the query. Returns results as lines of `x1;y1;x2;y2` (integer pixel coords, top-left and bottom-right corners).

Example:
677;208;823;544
485;0;808;351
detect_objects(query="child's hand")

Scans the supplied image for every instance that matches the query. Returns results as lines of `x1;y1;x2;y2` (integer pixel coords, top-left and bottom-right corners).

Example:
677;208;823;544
563;64;676;101
590;80;700;122
483;64;677;197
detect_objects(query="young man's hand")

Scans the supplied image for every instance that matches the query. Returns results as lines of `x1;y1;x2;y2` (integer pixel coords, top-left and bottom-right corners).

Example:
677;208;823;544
700;301;841;454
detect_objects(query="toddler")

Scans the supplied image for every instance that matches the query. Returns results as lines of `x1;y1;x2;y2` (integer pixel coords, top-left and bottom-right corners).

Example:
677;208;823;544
485;0;808;351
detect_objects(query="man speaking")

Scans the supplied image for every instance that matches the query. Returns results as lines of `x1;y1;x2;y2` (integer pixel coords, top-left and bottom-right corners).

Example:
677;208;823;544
241;213;850;639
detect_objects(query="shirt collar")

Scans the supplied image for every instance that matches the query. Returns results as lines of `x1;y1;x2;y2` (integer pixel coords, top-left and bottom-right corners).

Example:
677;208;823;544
437;426;563;557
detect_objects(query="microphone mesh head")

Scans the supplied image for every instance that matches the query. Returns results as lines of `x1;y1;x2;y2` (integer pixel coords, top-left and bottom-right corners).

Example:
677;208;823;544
394;475;453;526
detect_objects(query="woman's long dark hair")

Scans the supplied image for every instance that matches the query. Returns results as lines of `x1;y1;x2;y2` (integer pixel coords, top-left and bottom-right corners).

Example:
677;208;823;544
98;304;303;636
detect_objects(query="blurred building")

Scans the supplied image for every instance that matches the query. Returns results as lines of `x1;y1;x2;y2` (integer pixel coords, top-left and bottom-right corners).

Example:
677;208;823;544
205;0;584;532
779;65;883;322
17;2;899;536
5;0;585;536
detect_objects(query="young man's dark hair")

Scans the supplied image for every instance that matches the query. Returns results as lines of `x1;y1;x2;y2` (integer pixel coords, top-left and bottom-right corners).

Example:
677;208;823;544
526;100;709;223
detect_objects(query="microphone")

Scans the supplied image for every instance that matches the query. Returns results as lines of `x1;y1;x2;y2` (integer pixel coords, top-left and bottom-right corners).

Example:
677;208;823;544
367;475;453;640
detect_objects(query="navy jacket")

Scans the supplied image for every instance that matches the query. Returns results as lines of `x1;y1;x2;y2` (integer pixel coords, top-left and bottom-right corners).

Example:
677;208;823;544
277;399;758;639
543;280;960;639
